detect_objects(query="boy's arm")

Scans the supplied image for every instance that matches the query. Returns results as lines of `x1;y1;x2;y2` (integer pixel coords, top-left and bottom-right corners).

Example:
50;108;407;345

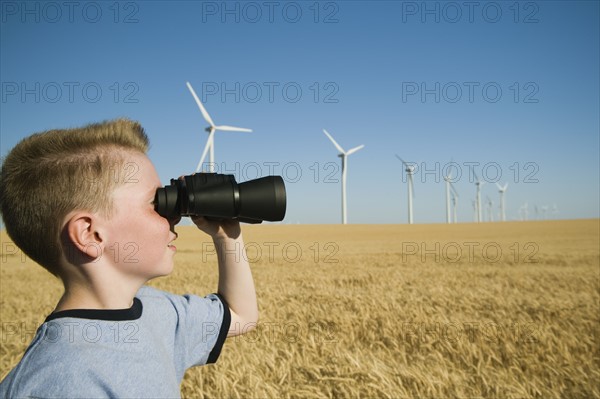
192;217;258;337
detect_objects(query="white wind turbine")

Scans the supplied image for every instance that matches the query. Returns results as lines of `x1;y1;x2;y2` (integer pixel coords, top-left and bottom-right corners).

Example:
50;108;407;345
519;202;529;221
551;203;559;218
396;155;415;224
186;82;252;173
452;191;459;223
444;171;459;224
323;129;364;224
486;196;494;222
473;170;485;223
496;182;508;222
541;205;549;220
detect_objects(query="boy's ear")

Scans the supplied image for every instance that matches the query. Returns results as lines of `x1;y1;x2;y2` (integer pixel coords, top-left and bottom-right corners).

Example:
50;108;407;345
65;212;104;260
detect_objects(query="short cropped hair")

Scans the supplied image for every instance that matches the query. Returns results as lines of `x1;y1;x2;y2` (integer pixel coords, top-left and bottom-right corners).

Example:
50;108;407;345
0;119;149;276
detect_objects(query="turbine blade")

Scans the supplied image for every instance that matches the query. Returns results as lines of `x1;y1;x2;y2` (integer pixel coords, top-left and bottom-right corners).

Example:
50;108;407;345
215;125;253;132
346;145;365;156
186;81;215;127
450;182;459;197
195;130;214;173
323;129;345;154
395;154;408;167
472;168;479;183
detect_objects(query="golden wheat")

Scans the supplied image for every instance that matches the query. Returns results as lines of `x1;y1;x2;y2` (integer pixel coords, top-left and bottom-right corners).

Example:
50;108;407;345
1;220;599;398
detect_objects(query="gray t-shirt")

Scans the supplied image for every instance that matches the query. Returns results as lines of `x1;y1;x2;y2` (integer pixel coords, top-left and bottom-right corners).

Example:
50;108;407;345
0;285;231;398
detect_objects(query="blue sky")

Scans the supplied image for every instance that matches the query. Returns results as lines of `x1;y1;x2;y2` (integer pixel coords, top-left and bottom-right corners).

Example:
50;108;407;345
1;0;598;224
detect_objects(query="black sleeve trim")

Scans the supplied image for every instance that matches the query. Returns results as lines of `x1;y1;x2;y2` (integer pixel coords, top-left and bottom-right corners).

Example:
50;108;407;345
207;294;231;364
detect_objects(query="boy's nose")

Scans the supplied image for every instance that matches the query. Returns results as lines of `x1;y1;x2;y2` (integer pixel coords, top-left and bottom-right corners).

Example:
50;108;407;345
168;217;181;233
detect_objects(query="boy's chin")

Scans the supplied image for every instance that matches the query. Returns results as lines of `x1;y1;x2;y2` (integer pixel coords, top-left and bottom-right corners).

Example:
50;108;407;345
149;263;175;280
131;262;174;283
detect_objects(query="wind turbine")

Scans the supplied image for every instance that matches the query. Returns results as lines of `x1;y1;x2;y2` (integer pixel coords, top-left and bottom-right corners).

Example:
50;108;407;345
396;155;415;224
486;196;494;222
551;203;559;218
444;171;459;224
496;182;508;222
472;169;485;223
323;129;364;224
519;202;529;221
451;189;459;223
186;82;252;172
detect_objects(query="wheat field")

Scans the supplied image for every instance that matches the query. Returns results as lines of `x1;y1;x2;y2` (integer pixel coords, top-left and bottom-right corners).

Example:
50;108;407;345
1;220;599;398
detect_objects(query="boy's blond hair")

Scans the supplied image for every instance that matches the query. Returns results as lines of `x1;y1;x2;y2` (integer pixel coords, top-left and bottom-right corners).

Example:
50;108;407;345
0;119;149;277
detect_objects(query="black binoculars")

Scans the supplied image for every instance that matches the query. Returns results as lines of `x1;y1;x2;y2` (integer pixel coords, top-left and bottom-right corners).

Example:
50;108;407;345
154;173;286;224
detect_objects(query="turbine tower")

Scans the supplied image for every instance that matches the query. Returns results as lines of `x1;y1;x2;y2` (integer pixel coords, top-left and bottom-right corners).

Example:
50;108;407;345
323;129;364;224
472;169;485;223
396;156;415;224
452;191;459;223
551;203;559;218
496;182;508;222
541;205;548;220
486;196;494;222
519;202;529;221
444;170;458;224
186;82;252;172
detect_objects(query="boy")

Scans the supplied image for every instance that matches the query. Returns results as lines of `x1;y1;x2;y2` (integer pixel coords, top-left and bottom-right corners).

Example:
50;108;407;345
0;119;258;397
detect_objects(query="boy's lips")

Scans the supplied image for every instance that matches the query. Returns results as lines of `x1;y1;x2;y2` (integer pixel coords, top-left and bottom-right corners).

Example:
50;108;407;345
168;234;177;251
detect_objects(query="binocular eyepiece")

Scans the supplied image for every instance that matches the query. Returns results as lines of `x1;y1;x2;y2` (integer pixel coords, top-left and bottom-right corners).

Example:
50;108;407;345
154;173;286;224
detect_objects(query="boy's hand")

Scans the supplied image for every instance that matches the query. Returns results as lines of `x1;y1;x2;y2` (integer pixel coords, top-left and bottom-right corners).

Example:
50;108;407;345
191;216;241;241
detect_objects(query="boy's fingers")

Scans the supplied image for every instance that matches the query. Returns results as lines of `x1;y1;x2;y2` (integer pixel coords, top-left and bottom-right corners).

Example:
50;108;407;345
191;215;209;226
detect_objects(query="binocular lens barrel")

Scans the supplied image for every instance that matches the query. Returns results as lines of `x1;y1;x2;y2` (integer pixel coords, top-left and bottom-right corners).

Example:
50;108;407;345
154;173;286;223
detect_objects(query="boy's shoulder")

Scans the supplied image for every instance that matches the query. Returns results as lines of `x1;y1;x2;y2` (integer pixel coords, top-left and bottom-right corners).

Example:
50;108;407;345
0;286;231;398
136;285;229;324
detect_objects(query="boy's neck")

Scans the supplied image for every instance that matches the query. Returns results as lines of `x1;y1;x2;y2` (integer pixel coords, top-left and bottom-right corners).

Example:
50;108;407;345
55;273;146;312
